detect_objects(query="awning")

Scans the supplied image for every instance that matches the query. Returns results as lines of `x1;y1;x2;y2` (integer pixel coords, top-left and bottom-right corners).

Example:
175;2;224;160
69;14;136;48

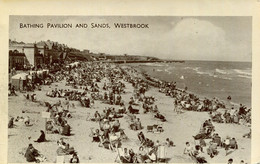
12;73;28;80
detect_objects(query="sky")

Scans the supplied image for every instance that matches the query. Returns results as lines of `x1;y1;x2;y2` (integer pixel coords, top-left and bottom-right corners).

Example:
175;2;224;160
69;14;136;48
9;16;252;61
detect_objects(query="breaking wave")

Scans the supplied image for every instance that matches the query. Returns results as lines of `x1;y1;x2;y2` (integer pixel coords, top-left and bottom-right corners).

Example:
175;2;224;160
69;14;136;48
234;69;252;76
143;63;167;67
233;69;251;79
237;75;251;79
215;69;228;75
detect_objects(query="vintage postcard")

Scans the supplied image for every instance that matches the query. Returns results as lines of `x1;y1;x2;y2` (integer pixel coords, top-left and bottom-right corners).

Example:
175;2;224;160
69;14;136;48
0;1;260;164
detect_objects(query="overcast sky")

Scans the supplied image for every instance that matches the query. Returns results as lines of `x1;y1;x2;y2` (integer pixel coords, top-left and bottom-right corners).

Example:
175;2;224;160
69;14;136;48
9;16;252;61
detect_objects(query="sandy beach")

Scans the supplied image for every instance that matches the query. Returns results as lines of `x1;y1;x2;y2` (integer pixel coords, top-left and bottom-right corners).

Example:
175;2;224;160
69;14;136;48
8;63;251;163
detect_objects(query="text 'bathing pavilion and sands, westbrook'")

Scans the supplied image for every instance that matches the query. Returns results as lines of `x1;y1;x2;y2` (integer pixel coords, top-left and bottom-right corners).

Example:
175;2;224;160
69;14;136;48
19;23;150;29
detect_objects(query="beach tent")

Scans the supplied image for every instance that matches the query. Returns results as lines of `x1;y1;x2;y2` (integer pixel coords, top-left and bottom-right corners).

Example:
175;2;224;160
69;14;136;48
11;73;28;90
12;73;28;80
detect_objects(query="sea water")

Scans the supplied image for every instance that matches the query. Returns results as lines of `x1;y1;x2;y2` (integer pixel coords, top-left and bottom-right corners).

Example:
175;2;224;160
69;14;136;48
133;61;252;107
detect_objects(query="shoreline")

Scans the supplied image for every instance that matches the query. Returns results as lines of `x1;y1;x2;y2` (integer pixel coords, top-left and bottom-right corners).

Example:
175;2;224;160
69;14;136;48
100;60;185;64
123;63;250;109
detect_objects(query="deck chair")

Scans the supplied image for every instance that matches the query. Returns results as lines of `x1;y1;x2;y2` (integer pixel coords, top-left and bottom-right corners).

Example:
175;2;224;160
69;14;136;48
115;132;121;140
154;125;164;134
86;112;91;121
157;145;167;162
56;155;65;163
212;137;222;146
147;125;153;132
114;147;124;163
119;130;128;141
147;147;157;163
109;133;121;150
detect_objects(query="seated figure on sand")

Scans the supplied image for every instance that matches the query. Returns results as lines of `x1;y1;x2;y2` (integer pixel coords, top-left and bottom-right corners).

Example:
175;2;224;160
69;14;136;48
90;128;101;142
70;153;80;163
102;119;111;139
212;133;222;146
24;144;46;163
56;141;75;155
94;111;101;122
25;144;39;162
209;112;224;123
120;148;133;163
99;135;114;151
112;120;121;132
8;117;14;128
165;138;174;147
128;104;139;114
24;116;30;126
229;138;238;149
34;130;46;143
118;104;127;114
243;129;251;138
192;145;207;163
154;112;166;122
183;142;193;156
119;129;128;141
207;141;218;158
61;121;71;136
138;131;146;144
129;117;142;131
222;136;238;155
136;146;153;163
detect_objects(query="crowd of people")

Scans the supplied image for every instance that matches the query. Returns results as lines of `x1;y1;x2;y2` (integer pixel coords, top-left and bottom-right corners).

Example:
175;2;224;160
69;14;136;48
155;78;251;127
209;104;251;126
8;61;251;163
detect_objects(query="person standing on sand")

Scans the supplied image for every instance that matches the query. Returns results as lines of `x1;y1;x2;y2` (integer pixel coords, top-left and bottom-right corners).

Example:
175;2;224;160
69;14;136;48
227;96;232;101
64;98;70;110
224;136;230;156
135;118;142;130
24;116;30;126
230;107;236;123
183;142;193;156
177;101;182;114
103;120;111;139
227;96;232;108
173;99;178;112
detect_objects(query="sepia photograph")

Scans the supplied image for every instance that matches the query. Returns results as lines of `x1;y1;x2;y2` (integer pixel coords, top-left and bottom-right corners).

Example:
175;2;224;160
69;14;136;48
7;16;252;163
